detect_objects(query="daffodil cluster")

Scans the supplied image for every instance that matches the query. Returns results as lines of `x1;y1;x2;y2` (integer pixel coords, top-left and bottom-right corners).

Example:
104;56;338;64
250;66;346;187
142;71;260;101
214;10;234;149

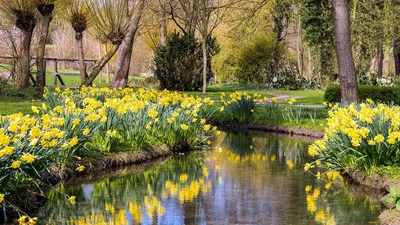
220;92;266;123
43;87;216;152
1;87;217;223
307;100;400;173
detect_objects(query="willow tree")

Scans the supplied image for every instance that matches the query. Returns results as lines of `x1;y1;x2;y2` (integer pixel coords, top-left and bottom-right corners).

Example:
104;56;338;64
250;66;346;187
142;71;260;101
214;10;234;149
87;0;144;85
59;0;93;86
34;0;56;97
0;0;37;89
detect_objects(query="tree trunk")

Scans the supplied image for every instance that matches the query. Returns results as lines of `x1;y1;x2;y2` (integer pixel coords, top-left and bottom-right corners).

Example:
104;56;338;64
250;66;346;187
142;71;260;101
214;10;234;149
20;29;34;89
76;32;87;86
333;0;358;106
202;39;207;95
159;0;167;45
394;38;400;76
370;44;384;79
296;4;303;77
87;44;120;85
111;0;145;88
308;47;312;77
35;6;54;98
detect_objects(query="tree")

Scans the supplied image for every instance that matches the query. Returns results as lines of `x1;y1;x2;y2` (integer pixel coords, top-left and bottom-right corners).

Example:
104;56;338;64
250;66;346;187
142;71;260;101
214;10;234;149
0;0;37;89
196;0;229;94
86;0;142;85
35;0;56;98
301;0;335;83
159;0;167;45
112;0;145;88
60;0;93;86
332;0;358;105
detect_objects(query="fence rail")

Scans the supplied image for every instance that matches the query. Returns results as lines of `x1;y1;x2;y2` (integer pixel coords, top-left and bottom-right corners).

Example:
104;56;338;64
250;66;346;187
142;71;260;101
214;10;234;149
0;56;101;88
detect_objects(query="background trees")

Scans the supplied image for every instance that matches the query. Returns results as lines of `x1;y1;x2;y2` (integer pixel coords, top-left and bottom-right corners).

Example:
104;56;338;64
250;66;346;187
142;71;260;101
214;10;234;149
0;0;37;89
0;0;398;103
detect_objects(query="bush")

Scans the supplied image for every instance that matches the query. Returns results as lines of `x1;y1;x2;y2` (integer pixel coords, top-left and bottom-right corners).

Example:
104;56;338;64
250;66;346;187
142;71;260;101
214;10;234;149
235;35;283;84
154;33;219;91
307;102;400;174
154;33;202;91
264;66;318;90
324;85;400;105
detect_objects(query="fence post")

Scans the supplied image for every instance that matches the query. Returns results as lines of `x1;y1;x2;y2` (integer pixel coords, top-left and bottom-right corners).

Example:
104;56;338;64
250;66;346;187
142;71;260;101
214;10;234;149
44;61;47;86
53;59;58;85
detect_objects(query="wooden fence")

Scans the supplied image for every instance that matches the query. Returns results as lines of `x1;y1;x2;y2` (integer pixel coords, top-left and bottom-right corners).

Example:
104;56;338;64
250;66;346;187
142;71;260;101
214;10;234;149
0;56;100;88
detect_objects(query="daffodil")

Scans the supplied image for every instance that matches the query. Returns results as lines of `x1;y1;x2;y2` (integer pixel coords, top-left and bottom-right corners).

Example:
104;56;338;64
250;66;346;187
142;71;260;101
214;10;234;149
20;153;35;163
0;194;4;203
10;160;21;169
76;165;85;172
68;196;76;204
181;124;189;131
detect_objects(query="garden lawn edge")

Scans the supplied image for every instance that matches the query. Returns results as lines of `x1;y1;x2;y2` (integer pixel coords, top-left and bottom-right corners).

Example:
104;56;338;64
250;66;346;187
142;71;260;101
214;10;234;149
209;118;324;138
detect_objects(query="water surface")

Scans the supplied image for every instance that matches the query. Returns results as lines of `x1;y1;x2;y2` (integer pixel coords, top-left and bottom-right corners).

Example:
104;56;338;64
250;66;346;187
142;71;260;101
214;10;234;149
39;132;381;225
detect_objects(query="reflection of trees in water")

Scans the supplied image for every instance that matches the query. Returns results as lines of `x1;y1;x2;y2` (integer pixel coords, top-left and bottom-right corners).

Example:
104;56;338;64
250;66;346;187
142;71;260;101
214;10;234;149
304;173;380;225
221;132;309;167
40;153;210;225
264;136;308;167
39;133;380;225
222;132;254;156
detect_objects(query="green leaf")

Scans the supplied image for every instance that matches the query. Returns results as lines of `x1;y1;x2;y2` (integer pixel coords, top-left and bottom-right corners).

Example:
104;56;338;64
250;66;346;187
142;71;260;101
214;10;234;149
396;201;400;212
390;187;400;198
386;195;396;204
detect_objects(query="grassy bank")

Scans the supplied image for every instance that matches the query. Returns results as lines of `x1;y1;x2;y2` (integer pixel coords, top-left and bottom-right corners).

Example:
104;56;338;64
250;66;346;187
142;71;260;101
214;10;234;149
0;85;327;131
184;84;325;105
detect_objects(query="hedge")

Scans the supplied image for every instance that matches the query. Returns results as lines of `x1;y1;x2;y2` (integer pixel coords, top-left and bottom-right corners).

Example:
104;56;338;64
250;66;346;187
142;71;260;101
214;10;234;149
324;85;400;105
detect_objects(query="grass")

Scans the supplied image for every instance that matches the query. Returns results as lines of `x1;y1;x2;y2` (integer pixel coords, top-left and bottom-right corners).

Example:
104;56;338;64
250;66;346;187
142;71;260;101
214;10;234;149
0;87;39;115
0;83;327;131
210;104;327;131
183;84;324;105
0;64;139;87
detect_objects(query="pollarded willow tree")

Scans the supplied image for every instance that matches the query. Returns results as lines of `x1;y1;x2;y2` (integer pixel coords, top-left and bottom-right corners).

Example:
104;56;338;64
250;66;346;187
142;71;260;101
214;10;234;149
62;0;143;86
96;0;145;88
59;0;94;86
0;0;37;89
34;0;56;98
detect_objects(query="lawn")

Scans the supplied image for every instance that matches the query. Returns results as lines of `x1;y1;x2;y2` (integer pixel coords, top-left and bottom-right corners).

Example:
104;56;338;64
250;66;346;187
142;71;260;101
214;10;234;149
0;64;139;87
0;87;39;115
183;84;325;105
0;83;327;131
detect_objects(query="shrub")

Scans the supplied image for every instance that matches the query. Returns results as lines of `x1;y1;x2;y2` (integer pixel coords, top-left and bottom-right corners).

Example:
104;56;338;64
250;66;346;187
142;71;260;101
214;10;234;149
154;33;219;91
264;66;318;90
306;102;400;174
324;85;400;105
235;35;283;84
154;33;202;91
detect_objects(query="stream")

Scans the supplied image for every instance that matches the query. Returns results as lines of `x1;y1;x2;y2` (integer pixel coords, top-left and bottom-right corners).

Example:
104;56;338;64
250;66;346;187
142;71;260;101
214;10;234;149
38;132;381;225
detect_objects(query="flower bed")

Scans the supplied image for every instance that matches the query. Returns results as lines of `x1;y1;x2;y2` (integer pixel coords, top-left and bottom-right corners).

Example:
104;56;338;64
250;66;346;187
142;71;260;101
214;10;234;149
306;100;400;175
0;87;217;223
